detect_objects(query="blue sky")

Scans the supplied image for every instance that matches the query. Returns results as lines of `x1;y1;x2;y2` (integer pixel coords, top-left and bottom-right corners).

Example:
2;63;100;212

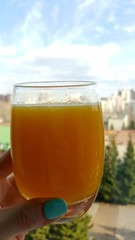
0;0;135;96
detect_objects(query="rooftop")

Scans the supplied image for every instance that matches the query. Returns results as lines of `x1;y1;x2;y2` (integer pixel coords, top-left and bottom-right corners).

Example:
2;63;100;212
105;130;135;145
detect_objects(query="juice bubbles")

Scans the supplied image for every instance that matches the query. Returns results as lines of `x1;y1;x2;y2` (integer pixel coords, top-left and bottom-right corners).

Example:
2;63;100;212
11;103;104;204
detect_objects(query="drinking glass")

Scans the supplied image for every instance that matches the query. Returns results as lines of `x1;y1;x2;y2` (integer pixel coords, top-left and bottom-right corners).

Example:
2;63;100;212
11;81;104;223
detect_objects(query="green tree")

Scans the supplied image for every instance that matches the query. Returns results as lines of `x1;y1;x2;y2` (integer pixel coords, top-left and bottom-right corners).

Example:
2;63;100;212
25;214;92;240
128;121;135;129
118;138;135;204
110;124;114;130
97;140;121;203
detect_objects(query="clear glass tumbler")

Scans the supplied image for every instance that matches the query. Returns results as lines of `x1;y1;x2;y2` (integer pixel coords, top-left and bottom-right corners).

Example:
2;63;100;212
11;81;104;223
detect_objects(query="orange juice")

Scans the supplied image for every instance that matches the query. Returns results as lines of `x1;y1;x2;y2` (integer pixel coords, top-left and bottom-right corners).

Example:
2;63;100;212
11;103;104;203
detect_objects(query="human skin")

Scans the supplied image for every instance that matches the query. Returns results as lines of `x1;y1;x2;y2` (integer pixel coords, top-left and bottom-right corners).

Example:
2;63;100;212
0;150;67;240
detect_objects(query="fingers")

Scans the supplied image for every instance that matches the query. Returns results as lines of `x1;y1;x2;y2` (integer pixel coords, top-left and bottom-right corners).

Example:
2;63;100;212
0;150;12;179
0;173;25;207
0;198;67;239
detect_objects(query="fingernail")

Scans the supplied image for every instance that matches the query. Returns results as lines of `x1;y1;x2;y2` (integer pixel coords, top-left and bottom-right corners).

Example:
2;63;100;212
43;198;67;220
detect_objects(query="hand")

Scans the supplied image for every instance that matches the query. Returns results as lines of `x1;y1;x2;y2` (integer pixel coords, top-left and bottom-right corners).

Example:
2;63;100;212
0;150;67;240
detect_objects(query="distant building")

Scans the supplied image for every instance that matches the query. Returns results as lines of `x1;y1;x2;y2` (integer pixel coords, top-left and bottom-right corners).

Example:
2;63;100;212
123;101;135;128
101;97;109;113
101;88;135;130
108;117;124;131
0;94;11;102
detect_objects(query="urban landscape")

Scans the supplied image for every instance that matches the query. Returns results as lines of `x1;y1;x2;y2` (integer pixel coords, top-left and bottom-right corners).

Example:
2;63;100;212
102;88;135;158
1;88;135;155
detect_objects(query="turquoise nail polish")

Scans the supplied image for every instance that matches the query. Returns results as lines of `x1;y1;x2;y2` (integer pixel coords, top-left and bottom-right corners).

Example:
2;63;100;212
43;199;67;220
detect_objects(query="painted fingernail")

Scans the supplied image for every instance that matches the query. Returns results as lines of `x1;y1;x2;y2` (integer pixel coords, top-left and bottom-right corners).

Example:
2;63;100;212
43;198;67;220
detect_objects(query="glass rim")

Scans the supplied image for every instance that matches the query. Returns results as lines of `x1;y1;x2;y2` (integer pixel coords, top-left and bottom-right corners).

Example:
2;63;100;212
14;81;97;89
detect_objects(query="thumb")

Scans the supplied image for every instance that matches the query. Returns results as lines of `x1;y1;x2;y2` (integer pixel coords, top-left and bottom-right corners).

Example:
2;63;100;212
0;198;67;239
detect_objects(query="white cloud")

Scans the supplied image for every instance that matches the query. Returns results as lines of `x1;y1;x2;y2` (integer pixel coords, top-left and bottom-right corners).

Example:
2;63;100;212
0;41;135;96
0;42;121;94
124;7;135;15
113;24;120;30
130;0;135;5
95;26;105;34
123;25;135;33
10;0;29;7
93;0;114;19
106;11;116;23
0;45;17;56
0;0;135;96
19;0;45;49
78;0;96;9
51;4;59;23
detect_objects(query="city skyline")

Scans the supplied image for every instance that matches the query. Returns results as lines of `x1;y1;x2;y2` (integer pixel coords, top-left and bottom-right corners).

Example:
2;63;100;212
0;0;135;95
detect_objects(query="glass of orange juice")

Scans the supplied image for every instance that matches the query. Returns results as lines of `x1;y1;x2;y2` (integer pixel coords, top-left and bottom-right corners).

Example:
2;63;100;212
11;81;104;223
